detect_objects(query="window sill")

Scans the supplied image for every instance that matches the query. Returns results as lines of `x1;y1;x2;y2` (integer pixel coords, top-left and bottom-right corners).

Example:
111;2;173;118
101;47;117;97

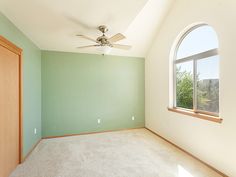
167;107;223;123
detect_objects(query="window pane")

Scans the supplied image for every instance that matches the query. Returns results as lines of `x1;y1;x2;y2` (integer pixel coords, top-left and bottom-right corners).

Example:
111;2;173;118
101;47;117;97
176;61;193;109
197;55;219;113
177;26;219;59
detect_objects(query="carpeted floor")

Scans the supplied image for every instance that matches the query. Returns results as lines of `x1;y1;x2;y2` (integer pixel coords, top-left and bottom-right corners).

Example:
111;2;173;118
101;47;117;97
10;128;222;177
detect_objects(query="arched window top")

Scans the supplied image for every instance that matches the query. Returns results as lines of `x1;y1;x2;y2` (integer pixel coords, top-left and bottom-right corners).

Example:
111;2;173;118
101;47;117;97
177;25;219;59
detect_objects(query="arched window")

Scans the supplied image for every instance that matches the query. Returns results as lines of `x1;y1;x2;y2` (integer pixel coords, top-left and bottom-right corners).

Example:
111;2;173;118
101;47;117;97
173;24;219;117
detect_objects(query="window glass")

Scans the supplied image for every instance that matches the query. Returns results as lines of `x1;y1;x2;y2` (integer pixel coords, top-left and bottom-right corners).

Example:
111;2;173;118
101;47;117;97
197;55;219;113
177;26;218;59
176;61;193;109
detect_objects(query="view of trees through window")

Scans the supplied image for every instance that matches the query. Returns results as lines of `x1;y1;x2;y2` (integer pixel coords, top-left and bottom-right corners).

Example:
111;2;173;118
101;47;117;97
176;62;193;109
197;56;219;113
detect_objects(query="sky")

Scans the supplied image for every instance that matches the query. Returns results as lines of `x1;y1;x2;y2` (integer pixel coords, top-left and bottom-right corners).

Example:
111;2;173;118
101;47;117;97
176;25;219;80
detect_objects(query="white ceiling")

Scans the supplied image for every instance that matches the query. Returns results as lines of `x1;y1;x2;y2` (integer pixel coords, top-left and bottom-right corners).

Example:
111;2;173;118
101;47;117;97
0;0;174;57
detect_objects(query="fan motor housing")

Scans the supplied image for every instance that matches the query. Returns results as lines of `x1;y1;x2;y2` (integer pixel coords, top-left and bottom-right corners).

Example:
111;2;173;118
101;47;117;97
97;35;111;46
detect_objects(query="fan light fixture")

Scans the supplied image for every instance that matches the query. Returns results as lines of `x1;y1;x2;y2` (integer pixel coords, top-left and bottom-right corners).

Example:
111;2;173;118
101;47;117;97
97;46;112;54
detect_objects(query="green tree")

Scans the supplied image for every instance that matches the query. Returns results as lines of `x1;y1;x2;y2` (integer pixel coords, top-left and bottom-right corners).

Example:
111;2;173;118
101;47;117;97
176;66;219;112
176;67;193;109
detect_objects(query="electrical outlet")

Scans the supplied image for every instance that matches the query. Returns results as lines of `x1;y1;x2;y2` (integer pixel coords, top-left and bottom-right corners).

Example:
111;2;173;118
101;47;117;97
132;116;135;121
34;128;37;134
97;119;101;124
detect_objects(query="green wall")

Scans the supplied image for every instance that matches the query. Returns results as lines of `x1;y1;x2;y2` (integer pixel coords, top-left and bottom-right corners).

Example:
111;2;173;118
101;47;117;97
0;13;41;157
42;51;145;137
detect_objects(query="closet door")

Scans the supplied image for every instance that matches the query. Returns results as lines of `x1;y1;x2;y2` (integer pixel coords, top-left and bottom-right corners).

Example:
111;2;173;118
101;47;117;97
0;36;22;177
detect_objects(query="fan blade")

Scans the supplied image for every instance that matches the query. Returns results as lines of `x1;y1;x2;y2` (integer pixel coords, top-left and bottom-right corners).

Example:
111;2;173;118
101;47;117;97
112;44;132;50
77;45;100;49
109;33;126;43
76;35;98;43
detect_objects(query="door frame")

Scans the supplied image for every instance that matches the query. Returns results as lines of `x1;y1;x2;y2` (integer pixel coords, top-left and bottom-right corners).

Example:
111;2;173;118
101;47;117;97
0;35;23;163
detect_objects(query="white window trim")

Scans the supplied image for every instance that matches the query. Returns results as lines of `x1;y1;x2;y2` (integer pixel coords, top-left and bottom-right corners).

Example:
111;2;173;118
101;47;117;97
170;23;220;118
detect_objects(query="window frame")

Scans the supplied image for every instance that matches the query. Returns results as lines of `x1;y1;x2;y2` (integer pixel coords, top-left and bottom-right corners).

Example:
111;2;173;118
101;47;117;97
172;24;220;118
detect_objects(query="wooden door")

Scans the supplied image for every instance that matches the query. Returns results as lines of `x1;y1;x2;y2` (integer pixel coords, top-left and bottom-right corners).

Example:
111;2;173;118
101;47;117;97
0;36;22;177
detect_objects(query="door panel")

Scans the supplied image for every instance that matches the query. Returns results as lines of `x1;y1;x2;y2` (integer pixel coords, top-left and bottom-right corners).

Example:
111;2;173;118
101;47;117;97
0;45;20;177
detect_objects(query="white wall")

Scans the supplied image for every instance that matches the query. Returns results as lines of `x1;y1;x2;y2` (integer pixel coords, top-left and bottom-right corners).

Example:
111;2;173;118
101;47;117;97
145;0;236;176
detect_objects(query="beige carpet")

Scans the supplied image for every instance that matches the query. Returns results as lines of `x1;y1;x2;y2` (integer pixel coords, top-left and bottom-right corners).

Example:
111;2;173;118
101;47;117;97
10;129;222;177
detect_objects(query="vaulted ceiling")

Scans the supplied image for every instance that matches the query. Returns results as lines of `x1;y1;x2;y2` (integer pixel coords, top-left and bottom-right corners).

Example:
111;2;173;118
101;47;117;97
0;0;174;57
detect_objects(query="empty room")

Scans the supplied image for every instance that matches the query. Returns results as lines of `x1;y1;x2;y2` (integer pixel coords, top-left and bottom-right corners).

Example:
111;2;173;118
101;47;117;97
0;0;235;176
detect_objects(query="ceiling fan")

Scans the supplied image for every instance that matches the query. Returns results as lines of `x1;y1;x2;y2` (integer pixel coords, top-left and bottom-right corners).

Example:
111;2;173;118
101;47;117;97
76;25;132;51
